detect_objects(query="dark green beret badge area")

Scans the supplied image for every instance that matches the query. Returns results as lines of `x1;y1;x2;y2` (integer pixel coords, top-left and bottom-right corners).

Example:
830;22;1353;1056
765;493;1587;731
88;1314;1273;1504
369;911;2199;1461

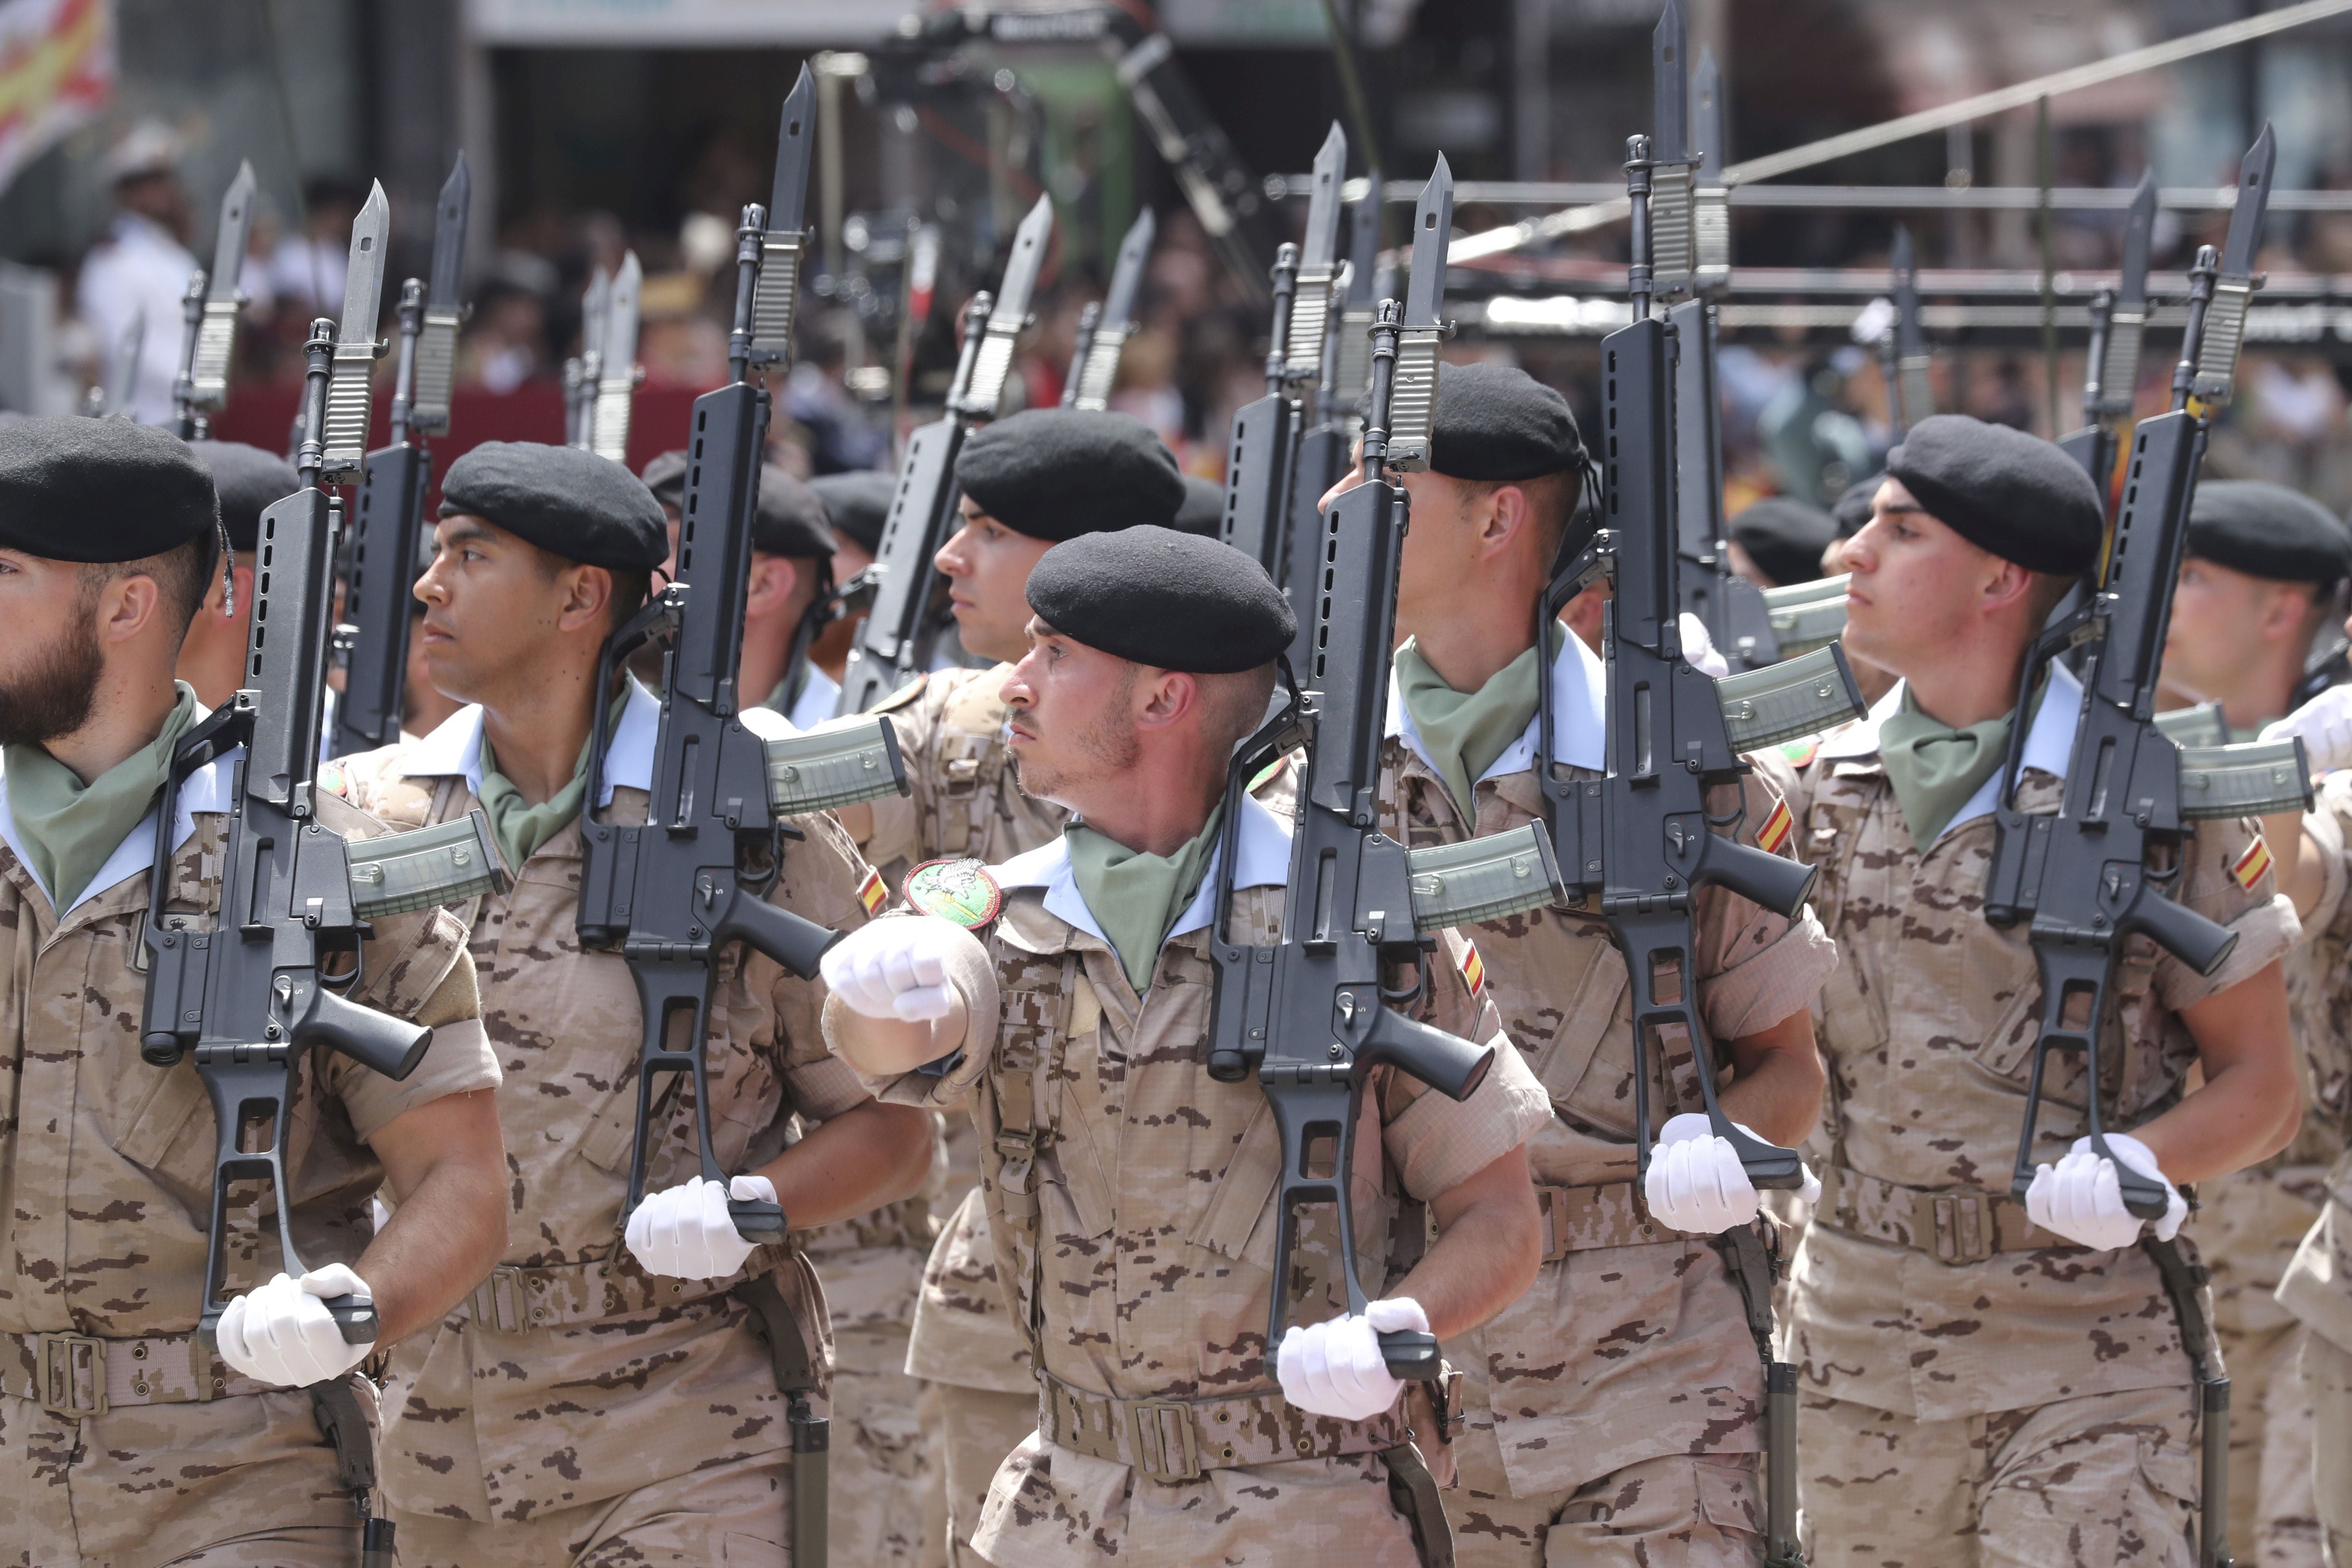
902;857;1004;930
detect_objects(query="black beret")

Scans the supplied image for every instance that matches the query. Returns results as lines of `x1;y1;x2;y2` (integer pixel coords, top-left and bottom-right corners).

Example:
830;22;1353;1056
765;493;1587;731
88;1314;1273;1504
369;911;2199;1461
1173;473;1225;538
188;440;299;553
956;408;1184;542
2187;481;2352;585
1431;361;1584;481
808;471;894;556
753;468;838;559
440;441;667;572
1884;416;2102;575
1729;496;1837;587
640;449;689;511
1026;525;1294;673
0;415;220;562
1832;472;1882;538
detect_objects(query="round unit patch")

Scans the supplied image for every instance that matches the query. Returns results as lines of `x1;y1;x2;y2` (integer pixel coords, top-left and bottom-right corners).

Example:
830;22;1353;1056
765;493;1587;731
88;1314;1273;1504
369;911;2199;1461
903;857;1004;929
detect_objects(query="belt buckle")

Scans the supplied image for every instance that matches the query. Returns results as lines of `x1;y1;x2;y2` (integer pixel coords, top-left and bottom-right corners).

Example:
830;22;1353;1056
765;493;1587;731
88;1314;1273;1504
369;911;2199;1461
1125;1398;1202;1485
1918;1191;1993;1265
37;1332;106;1419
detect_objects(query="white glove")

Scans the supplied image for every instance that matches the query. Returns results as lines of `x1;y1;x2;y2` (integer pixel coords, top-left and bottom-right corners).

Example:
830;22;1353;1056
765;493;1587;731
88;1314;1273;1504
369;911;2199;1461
2262;683;2352;775
1643;1112;1821;1235
819;916;965;1022
216;1265;377;1388
2025;1131;2187;1251
625;1174;778;1280
1276;1297;1427;1421
1679;612;1731;678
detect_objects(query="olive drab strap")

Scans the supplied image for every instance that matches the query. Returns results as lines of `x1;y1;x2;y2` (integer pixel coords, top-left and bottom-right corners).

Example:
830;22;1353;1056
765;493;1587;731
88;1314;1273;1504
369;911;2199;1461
934;683;1019;858
2143;1233;2235;1568
1382;1441;1455;1568
307;1377;395;1568
992;951;1080;1360
1712;1224;1805;1566
735;1269;829;1568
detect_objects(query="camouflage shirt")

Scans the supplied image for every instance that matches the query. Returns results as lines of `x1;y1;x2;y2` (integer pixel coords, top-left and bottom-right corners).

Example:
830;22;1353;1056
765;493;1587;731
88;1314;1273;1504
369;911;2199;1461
337;688;880;1523
2278;770;2352;1355
829;796;1555;1568
1755;665;2299;1420
1378;630;1839;1492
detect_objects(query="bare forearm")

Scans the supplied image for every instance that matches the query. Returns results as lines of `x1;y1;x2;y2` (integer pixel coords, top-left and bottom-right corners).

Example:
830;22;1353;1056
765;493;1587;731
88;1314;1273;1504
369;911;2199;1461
2260;810;2330;920
1718;1010;1825;1148
752;1100;935;1229
361;1150;508;1341
2137;962;2300;1183
1395;1149;1540;1339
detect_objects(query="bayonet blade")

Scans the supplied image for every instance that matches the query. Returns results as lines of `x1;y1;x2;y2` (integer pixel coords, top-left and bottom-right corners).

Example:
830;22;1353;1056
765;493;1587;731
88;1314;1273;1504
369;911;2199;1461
582;268;611;367
1346;172;1382;305
1332;171;1383;412
1073;207;1155;409
2194;122;2275;407
2117;168;2155;312
1892;225;1932;432
413;152;471;436
428;152;471;311
1653;0;1689;164
1389;156;1453;470
1650;0;1694;297
590;251;642;463
207;161;255;303
190;160;257;411
320;182;390;477
958;193;1055;417
1692;48;1731;291
2219;122;2275;282
1286;122;1347;379
1694;47;1723;183
2096;169;2155;420
749;64;817;363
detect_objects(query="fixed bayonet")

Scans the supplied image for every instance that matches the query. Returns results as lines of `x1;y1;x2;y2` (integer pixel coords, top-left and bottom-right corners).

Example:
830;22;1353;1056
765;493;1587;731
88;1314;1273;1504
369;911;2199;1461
2192;123;2274;408
958;193;1054;418
1386;157;1452;472
590;251;643;463
1693;49;1731;294
569;268;609;450
186;159;256;424
1330;171;1382;419
412;153;471;438
320;182;390;479
1650;0;1697;299
1069;206;1154;410
749;64;816;365
1284;123;1346;385
2101;170;2156;421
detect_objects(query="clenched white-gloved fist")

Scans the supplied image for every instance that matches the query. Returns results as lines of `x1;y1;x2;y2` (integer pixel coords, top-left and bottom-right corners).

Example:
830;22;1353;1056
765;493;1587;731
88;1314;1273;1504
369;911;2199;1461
626;1174;778;1280
2025;1132;2187;1251
1679;612;1731;678
1643;1112;1821;1235
216;1265;376;1387
820;916;965;1022
2261;683;2352;775
1276;1297;1428;1421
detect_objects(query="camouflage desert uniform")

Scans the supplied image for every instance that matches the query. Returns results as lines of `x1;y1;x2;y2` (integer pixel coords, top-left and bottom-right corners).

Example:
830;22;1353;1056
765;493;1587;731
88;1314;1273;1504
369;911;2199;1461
826;793;1554;1568
1379;629;1839;1566
2277;770;2352;1565
0;735;496;1568
1754;663;2299;1568
337;684;879;1568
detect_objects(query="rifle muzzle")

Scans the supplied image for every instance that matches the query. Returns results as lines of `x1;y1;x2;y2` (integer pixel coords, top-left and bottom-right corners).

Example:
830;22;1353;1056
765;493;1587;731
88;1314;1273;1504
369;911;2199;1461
1707;836;1819;921
1361;1005;1493;1102
295;983;433;1081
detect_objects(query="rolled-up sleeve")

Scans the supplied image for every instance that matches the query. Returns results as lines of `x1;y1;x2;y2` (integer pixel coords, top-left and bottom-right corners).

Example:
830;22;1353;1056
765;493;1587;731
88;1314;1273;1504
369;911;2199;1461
822;914;1001;1108
2152;814;2301;1012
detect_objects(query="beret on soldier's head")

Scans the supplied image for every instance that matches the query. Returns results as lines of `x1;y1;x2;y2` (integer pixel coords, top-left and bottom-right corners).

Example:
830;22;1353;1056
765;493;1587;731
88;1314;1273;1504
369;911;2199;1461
752;468;837;559
188;440;299;553
1173;473;1225;538
1884;415;2103;576
1431;361;1584;482
1729;496;1837;587
1026;525;1295;674
440;441;667;572
955;408;1185;542
808;470;894;555
1833;473;1882;538
0;415;220;562
639;448;689;511
2187;480;2352;585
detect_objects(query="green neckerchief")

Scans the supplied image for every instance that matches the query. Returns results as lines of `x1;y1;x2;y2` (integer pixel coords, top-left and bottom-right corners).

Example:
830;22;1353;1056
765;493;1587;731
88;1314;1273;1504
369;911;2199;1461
1393;626;1557;821
1064;804;1226;990
1878;678;2047;849
478;689;632;872
5;682;201;915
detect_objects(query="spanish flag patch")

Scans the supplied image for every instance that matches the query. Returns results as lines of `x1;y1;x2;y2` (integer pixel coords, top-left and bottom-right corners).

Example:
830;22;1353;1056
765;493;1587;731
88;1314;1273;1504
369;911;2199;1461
2231;836;2273;893
1459;940;1485;997
857;867;888;916
1757;799;1796;856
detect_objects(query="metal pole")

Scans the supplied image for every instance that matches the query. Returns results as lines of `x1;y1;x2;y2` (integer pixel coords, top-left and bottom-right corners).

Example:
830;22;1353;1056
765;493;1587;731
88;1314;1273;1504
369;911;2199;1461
2039;96;2058;435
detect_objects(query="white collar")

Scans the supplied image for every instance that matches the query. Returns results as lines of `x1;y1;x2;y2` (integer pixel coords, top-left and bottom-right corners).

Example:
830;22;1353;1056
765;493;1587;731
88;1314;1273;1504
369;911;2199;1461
993;792;1293;949
1819;660;2086;842
399;679;662;806
784;667;840;733
0;742;237;919
1385;628;1608;784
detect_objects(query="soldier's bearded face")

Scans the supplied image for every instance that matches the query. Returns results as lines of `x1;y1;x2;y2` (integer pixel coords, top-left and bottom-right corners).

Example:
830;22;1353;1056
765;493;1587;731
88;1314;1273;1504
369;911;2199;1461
936;499;1055;664
0;557;104;748
1001;624;1140;808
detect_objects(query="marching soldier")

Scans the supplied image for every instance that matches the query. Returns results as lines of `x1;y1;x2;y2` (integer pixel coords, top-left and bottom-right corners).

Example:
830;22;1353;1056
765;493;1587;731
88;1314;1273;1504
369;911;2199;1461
821;526;1554;1568
828;407;1189;1565
332;440;936;1566
178;440;296;709
1331;363;1839;1565
1755;416;2303;1565
806;471;891;685
2155;479;2352;1564
0;416;508;1566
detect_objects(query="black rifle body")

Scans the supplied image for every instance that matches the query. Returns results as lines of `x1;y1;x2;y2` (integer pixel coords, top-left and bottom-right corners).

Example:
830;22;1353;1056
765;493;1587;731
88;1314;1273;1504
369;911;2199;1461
334;282;429;759
1669;298;1778;670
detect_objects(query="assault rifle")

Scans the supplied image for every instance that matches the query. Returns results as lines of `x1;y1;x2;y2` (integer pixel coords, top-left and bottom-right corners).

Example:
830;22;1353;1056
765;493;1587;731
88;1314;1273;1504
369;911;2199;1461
1208;159;1567;1377
138;187;508;1568
1984;125;2296;1568
1542;129;1868;1568
1062;206;1153;410
171;159;257;439
2061;169;2156;504
1883;225;1931;438
834;192;1054;714
332;153;470;760
1287;161;1381;662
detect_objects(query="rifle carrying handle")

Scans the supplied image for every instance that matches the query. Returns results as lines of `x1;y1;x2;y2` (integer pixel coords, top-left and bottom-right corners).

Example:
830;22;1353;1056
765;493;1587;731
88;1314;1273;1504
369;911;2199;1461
1380;1329;1443;1380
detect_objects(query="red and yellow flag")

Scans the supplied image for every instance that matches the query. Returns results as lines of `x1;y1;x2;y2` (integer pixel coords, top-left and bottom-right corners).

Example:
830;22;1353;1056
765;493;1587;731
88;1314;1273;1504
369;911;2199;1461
1757;799;1795;857
2231;836;2273;894
0;0;113;198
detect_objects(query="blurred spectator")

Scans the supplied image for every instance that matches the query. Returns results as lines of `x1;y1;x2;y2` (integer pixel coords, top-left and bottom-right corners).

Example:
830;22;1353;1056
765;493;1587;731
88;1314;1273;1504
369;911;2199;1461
785;319;888;474
75;121;197;423
460;268;553;393
266;178;365;314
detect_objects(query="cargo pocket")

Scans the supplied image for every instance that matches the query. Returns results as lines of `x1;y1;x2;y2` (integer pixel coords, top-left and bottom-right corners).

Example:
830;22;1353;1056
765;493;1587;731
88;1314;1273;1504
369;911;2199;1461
109;1059;215;1213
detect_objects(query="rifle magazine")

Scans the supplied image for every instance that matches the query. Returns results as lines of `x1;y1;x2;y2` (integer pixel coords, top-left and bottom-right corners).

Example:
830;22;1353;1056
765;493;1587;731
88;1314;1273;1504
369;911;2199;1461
1404;822;1564;932
763;717;910;815
2154;703;2229;749
1714;646;1865;753
1760;576;1849;658
2175;738;2314;821
346;811;508;918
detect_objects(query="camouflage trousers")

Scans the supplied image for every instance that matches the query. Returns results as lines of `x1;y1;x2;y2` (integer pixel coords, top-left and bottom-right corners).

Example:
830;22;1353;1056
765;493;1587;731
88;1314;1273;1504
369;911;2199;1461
2219;1316;2324;1568
2306;1333;2352;1568
916;1379;1034;1566
1446;1408;1762;1568
0;1383;374;1568
392;1441;792;1567
827;1319;929;1568
1798;1384;2200;1568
